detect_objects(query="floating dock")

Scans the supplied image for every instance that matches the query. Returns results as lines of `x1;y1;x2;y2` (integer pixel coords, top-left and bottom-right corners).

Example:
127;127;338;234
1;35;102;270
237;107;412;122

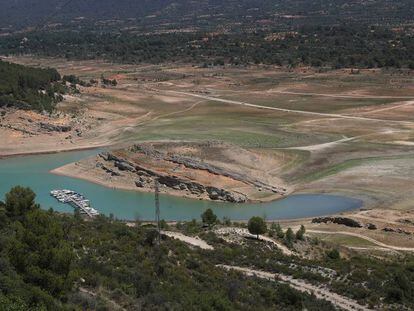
50;189;99;217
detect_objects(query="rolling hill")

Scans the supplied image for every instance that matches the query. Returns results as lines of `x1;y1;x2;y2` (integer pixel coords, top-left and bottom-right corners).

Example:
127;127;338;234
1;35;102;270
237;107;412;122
0;0;413;31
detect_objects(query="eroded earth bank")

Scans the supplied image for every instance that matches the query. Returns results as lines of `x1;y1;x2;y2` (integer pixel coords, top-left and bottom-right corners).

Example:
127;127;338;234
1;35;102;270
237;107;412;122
52;141;290;203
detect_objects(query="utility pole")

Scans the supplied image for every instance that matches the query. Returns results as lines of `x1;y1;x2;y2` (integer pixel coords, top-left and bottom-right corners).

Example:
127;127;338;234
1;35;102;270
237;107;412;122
155;179;161;245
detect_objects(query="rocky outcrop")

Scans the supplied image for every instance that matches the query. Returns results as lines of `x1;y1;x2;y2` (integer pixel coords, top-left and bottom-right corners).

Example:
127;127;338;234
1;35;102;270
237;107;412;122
114;160;136;172
312;217;363;228
135;178;146;188
0;123;37;135
101;152;137;172
99;151;248;203
382;227;412;235
40;122;71;132
205;186;247;203
96;162;121;176
157;175;247;203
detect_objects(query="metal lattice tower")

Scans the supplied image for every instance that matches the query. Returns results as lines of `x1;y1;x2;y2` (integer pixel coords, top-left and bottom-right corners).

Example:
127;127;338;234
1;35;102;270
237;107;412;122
155;179;161;245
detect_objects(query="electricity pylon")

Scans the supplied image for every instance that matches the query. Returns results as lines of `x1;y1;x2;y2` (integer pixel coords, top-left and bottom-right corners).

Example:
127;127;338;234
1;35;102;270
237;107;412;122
155;179;161;245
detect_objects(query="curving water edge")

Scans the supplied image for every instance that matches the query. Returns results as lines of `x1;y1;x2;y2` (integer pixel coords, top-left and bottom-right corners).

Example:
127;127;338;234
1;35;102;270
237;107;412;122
0;149;363;221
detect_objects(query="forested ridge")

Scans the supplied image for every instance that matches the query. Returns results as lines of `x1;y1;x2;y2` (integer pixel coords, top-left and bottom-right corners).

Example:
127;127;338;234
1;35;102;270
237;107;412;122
0;0;413;31
0;0;413;69
0;60;64;112
1;186;414;310
2;24;412;69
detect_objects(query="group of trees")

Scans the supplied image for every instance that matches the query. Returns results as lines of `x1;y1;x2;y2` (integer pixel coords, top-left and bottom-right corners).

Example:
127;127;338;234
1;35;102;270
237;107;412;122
0;60;65;112
1;187;414;309
0;186;74;309
0;187;336;310
1;24;413;69
201;208;306;248
0;60;90;112
100;75;117;87
1;0;413;35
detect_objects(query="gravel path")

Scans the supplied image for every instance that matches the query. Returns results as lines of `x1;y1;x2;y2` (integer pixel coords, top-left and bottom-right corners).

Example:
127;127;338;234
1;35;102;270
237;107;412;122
307;230;414;252
270;90;414;100
215;227;293;256
161;231;214;250
171;91;413;125
218;265;372;311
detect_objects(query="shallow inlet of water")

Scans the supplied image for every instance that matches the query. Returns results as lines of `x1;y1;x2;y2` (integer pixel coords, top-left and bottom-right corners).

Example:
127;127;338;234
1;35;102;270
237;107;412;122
0;149;362;221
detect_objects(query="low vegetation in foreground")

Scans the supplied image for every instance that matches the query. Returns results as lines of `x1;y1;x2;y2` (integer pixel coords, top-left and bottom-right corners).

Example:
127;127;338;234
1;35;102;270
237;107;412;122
1;187;414;310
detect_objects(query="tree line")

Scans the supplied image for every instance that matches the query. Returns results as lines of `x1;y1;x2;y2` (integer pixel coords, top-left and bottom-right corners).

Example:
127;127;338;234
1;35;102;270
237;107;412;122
0;60;65;112
1;24;413;69
0;60;89;112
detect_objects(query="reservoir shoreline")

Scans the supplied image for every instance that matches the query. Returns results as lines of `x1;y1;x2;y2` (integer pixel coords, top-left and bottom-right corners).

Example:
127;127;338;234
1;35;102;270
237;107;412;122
0;149;363;221
0;143;112;160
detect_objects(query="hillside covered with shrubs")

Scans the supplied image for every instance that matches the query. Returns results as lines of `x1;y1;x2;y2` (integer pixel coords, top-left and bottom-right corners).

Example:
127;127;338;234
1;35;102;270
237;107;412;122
0;60;64;112
1;186;414;310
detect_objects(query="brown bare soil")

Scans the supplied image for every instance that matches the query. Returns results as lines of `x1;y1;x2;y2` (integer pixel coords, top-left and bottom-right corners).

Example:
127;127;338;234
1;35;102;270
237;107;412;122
53;141;290;202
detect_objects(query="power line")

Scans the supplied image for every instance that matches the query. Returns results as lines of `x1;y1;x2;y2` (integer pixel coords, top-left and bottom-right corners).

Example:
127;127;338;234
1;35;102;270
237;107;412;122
154;179;161;245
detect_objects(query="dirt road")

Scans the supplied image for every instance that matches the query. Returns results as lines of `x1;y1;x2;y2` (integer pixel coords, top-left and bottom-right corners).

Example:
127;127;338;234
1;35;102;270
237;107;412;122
307;230;414;252
169;91;412;125
359;100;414;115
270;90;414;100
218;265;371;311
286;136;355;151
161;231;214;250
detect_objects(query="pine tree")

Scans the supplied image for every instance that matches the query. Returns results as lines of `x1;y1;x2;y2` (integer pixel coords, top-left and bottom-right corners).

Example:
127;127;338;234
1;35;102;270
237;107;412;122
296;225;306;241
284;228;295;248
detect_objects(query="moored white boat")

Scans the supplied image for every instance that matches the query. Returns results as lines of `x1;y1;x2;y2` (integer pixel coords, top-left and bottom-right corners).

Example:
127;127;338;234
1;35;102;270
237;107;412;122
50;189;100;217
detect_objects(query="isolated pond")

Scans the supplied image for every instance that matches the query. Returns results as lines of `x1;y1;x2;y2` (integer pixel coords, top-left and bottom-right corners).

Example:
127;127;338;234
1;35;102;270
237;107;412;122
0;149;362;221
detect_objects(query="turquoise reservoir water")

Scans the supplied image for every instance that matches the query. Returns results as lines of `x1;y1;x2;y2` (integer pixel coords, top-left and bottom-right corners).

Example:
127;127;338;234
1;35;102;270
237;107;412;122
0;150;362;221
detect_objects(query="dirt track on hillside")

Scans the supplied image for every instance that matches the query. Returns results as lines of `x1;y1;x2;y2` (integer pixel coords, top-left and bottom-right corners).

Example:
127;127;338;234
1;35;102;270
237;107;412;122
218;265;371;311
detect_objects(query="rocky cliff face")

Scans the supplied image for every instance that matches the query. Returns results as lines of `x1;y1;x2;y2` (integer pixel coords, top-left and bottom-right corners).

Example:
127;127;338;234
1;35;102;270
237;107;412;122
99;152;248;203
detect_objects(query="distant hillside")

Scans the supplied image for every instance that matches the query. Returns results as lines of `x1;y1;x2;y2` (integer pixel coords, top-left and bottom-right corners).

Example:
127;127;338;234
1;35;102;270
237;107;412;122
0;1;413;69
0;0;413;31
2;25;413;69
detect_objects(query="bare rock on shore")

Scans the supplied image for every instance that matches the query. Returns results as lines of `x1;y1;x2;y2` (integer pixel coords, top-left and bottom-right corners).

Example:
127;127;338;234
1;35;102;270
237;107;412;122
100;151;248;203
93;141;290;203
131;144;287;195
114;160;136;172
382;227;412;235
40;122;72;132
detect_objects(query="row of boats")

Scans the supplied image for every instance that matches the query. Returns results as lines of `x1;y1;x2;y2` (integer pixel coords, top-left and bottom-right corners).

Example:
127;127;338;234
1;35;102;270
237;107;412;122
50;189;99;217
